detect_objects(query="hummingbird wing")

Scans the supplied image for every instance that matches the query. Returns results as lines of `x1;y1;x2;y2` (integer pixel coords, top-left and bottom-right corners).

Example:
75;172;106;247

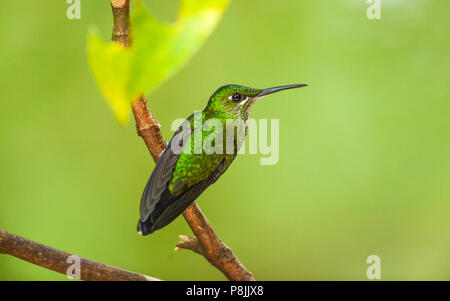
138;116;192;224
138;145;180;222
141;156;233;234
137;114;236;235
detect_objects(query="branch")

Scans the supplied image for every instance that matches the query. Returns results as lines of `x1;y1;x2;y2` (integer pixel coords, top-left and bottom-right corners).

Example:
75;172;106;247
111;0;255;281
0;230;160;281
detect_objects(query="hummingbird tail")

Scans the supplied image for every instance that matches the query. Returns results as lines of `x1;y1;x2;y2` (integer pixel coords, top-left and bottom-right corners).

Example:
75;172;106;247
137;219;154;236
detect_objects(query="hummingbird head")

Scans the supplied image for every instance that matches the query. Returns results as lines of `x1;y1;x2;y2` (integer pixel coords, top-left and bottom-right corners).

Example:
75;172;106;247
204;84;308;120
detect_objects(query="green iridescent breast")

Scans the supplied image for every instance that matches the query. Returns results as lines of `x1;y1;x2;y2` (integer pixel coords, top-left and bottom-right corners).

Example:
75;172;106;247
168;85;261;196
168;112;235;196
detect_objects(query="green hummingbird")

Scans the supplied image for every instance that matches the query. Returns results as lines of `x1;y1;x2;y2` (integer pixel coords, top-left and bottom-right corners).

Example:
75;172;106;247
137;83;307;235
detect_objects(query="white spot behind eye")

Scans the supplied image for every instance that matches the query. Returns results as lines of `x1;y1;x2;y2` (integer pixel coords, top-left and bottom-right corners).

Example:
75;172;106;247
240;96;248;103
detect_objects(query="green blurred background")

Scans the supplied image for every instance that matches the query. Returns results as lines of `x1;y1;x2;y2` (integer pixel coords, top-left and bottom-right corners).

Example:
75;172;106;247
1;0;449;280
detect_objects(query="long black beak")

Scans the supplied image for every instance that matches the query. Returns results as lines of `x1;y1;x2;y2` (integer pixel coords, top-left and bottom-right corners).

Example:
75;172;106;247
258;84;308;97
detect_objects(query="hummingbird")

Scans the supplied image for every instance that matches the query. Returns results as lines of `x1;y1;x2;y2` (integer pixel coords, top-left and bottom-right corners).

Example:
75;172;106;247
137;83;307;235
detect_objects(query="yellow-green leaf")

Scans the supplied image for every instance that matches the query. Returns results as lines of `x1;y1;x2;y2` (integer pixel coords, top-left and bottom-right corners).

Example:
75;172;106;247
88;0;230;124
88;31;132;125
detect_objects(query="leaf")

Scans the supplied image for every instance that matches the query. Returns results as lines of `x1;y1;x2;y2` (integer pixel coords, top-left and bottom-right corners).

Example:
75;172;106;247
88;31;132;125
88;0;230;125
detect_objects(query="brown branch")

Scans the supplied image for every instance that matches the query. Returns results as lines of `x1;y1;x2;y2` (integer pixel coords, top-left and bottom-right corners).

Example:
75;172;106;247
111;0;130;47
132;96;167;161
178;204;254;281
111;0;255;281
0;230;160;281
175;235;204;256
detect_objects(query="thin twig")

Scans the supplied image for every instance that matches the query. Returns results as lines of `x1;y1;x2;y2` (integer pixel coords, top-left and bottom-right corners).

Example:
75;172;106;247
175;235;204;255
0;230;160;281
110;0;254;281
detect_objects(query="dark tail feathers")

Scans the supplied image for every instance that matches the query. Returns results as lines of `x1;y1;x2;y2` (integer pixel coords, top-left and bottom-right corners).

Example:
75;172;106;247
137;219;154;236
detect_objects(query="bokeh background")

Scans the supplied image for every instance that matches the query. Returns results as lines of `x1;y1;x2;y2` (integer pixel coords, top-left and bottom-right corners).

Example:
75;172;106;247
1;0;449;280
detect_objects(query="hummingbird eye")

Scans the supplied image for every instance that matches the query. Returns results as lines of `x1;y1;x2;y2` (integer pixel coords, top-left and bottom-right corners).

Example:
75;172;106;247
231;93;242;102
230;93;247;103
